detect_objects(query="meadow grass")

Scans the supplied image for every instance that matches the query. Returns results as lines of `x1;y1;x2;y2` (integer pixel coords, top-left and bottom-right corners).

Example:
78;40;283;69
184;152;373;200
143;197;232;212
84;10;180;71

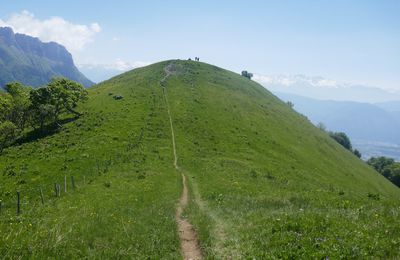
165;61;400;258
1;60;399;258
0;63;182;258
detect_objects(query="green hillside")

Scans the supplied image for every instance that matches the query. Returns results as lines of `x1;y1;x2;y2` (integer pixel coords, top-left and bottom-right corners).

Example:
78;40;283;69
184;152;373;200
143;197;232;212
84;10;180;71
0;60;399;258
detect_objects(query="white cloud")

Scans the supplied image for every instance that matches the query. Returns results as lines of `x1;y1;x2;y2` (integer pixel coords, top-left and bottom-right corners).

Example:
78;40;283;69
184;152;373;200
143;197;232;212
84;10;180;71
313;78;338;88
254;73;400;103
252;74;273;85
77;60;151;83
0;10;101;52
108;59;150;71
253;74;342;89
90;23;101;33
113;58;134;71
78;59;151;72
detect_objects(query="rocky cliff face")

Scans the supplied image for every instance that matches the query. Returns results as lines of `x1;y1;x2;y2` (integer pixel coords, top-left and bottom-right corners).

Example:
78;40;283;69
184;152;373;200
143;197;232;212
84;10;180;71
0;27;93;87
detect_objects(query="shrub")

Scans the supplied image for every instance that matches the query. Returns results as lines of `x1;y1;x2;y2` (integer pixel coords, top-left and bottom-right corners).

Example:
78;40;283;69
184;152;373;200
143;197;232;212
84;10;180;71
329;131;352;150
367;193;380;200
113;95;124;100
286;101;294;108
241;71;253;80
367;156;400;187
353;149;361;158
250;169;258;178
0;121;17;152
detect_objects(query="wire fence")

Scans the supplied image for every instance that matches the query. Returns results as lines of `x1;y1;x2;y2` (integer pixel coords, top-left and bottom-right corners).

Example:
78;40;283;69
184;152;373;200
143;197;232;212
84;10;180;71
0;174;87;216
0;79;167;218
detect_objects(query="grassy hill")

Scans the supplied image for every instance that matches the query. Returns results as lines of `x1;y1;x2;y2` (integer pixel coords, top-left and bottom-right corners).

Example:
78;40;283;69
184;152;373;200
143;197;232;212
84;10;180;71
0;60;399;258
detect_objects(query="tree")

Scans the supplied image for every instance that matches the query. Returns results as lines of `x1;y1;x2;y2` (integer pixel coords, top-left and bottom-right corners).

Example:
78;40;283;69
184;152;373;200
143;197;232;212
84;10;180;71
0;121;17;152
30;103;56;130
29;86;56;129
0;83;30;149
367;156;400;187
329;131;352;151
353;149;361;158
241;71;253;80
4;82;31;130
0;93;12;122
367;156;395;173
325;130;361;158
0;79;87;150
388;164;400;187
29;78;88;129
46;78;88;119
286;101;294;108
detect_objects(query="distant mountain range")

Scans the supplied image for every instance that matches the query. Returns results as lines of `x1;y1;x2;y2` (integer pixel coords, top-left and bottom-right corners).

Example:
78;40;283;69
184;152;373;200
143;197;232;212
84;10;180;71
254;74;400;103
78;60;150;83
0;27;93;88
77;64;124;83
276;92;400;160
375;101;400;112
276;92;400;143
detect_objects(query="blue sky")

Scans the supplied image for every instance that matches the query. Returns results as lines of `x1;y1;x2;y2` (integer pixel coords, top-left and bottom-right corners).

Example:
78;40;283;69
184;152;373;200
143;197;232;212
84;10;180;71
1;0;400;89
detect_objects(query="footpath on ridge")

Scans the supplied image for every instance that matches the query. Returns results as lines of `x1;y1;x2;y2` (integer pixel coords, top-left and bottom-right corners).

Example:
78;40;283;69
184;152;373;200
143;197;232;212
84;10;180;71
160;63;203;260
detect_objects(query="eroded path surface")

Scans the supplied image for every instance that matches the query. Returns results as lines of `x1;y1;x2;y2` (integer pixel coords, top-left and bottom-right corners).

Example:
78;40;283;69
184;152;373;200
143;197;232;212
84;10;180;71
160;63;202;260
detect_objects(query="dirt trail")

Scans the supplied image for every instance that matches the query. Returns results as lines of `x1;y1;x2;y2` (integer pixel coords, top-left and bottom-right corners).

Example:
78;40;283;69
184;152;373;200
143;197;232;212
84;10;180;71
161;63;203;260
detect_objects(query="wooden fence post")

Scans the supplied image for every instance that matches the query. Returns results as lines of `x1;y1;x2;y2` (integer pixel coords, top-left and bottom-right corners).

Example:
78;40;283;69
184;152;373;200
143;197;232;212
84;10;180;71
64;175;67;193
57;184;61;197
54;183;58;197
17;191;21;214
40;188;45;205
